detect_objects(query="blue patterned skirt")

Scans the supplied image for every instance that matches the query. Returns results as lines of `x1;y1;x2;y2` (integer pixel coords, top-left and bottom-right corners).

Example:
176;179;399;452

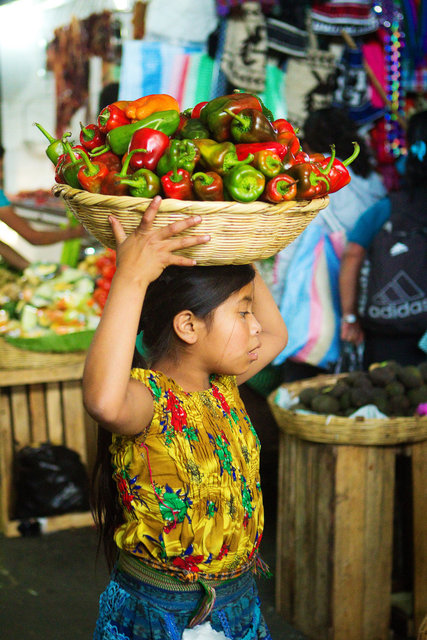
93;557;272;640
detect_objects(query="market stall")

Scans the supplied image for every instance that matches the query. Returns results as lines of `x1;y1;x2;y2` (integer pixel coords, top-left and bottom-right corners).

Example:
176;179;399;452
0;1;427;639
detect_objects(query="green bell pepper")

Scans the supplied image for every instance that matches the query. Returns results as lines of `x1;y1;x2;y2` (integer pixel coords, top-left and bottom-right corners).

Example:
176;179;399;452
156;139;198;177
179;118;210;140
193;139;253;176
119;168;160;198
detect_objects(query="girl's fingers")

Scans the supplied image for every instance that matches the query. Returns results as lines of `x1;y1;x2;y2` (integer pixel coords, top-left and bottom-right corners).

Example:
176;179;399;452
167;233;211;253
155;215;203;240
109;215;127;245
135;196;162;234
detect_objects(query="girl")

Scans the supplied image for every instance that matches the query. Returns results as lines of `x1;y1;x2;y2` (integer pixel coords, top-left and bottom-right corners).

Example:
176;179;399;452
83;196;287;640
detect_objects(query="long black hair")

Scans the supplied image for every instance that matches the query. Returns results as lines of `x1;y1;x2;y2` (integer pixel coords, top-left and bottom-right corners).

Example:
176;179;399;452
302;107;375;178
91;264;256;569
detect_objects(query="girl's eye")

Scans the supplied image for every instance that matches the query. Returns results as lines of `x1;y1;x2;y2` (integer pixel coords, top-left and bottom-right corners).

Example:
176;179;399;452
239;311;250;318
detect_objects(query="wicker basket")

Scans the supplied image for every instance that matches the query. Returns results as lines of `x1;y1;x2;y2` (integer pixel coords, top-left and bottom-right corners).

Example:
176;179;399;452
0;338;86;370
52;185;329;266
267;374;427;446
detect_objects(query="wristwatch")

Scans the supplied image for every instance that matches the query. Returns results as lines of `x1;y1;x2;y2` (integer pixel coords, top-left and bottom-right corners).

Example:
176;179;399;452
342;313;357;324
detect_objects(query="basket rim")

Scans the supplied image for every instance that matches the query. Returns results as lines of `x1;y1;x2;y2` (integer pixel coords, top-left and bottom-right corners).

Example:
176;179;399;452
52;184;329;216
267;374;427;446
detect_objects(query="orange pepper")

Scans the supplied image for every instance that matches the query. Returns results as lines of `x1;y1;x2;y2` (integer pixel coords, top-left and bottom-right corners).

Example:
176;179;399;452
125;94;179;121
111;100;129;112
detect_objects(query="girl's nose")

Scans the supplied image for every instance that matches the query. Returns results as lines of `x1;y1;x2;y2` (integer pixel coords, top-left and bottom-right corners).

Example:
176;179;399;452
251;314;262;334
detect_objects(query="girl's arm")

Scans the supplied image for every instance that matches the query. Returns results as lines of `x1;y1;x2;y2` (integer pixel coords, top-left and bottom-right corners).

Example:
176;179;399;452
339;242;365;345
0;205;84;245
83;197;209;435
237;266;287;385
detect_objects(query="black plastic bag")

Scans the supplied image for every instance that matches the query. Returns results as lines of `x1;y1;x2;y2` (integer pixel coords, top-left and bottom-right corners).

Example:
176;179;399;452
333;340;364;374
14;442;90;519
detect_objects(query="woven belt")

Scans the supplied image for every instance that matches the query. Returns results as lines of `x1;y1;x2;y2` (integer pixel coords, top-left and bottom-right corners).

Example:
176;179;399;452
116;551;240;627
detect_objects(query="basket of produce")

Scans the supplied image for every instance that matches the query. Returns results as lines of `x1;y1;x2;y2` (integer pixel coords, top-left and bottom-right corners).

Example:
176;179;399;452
267;362;427;446
0;251;115;358
35;92;358;265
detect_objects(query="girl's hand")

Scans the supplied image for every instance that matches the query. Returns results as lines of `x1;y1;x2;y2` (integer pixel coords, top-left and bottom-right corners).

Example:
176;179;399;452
108;196;210;286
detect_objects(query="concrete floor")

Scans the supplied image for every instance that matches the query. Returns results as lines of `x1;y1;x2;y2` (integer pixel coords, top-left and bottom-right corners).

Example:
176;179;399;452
0;383;306;640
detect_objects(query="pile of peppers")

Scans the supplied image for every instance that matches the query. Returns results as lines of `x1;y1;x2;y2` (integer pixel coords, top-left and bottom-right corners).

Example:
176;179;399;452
37;91;359;204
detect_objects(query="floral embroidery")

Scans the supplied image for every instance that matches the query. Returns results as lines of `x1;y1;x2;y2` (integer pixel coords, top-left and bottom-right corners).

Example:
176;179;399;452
148;373;162;400
185;459;204;484
114;465;142;513
206;499;217;518
166;390;187;432
212;384;231;415
172;544;204;572
217;543;229;560
209;431;236;479
155;484;193;532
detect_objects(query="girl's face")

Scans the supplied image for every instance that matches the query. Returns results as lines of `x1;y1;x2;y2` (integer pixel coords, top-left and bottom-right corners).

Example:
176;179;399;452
199;281;262;376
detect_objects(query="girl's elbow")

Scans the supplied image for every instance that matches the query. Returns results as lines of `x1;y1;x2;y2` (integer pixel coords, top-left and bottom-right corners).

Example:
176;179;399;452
83;390;120;425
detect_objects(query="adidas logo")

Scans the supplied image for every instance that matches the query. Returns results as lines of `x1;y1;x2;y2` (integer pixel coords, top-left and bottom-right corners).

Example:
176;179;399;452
368;270;427;320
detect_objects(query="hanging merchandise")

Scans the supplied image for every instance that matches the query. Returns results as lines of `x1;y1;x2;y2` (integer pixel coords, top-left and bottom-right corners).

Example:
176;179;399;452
119;41;213;110
377;1;407;157
266;18;308;58
284;16;337;132
220;1;268;93
399;0;427;93
215;0;277;17
333;45;384;125
310;0;379;36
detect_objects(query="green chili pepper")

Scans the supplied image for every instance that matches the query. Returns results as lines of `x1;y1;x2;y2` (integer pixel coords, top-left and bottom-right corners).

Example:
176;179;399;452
34;123;71;165
156;139;198;177
94;110;180;156
193;139;253;176
119;168;160;198
223;165;265;203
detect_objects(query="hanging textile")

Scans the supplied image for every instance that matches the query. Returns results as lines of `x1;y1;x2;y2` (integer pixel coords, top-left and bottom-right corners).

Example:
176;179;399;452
310;0;379;36
119;41;217;109
220;1;268;93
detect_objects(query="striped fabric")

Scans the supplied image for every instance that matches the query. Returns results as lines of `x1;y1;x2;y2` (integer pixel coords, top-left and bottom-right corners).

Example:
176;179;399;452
311;0;379;35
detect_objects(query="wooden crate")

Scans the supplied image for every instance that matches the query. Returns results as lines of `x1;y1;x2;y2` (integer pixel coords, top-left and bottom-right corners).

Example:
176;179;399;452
0;362;97;537
275;431;427;639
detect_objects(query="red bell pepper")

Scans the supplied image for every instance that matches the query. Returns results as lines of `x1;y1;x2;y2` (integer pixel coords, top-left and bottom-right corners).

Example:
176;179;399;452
192;172;224;201
127;128;170;171
264;174;297;203
77;150;109;193
273;118;297;136
161;167;193;200
79;122;105;151
97;104;131;134
236;142;288;162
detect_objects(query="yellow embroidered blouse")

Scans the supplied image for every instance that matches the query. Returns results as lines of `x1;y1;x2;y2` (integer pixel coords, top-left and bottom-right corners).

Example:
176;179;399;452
110;369;264;578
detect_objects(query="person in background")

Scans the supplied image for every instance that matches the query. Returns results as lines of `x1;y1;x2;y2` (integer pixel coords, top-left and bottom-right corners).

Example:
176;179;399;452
83;197;287;639
0;145;84;271
339;110;427;367
273;107;386;381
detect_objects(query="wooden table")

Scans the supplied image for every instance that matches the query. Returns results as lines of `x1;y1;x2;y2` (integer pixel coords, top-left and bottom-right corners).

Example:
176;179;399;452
0;361;97;537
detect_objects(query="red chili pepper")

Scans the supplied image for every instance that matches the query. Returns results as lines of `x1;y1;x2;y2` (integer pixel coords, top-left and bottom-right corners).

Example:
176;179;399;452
236;142;288;162
191;101;209;119
127;128;170;171
273;118;297;136
319;142;360;194
264;174;297;203
161;167;193;200
97;104;131;134
99;148;141;196
77;150;109;193
192;171;224;201
79;122;106;151
276;130;300;154
89;149;122;173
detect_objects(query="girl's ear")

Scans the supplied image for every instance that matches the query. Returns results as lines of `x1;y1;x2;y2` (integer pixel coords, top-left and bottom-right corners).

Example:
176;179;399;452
173;311;202;345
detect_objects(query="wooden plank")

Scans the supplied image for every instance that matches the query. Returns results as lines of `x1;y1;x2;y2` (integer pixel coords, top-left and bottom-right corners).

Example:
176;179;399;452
333;446;367;640
312;443;335;636
362;446;395;640
45;382;63;444
412;440;427;633
28;383;47;443
10;385;30;449
62;381;87;463
0;362;84;387
0;389;13;532
3;511;94;537
294;435;312;631
276;432;296;617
